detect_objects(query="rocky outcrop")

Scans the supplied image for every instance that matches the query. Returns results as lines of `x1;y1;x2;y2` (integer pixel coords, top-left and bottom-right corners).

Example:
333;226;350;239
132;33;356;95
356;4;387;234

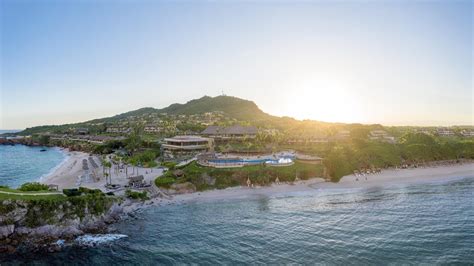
0;198;123;253
0;138;42;146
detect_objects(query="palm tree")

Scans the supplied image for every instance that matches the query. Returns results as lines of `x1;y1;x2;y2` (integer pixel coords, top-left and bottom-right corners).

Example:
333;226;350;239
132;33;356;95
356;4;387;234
103;161;112;184
125;125;144;155
245;140;253;156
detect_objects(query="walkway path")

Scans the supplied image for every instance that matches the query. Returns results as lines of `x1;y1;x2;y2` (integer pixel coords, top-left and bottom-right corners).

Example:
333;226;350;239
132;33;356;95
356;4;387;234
0;190;64;196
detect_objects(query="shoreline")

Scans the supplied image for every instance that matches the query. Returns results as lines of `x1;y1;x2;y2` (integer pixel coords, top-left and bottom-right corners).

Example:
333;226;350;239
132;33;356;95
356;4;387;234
41;149;162;191
143;162;474;208
35;147;473;207
40;149;91;189
38;147;71;182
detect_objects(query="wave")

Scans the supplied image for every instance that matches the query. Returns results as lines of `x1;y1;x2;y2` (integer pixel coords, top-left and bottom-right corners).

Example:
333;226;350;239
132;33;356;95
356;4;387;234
75;234;128;247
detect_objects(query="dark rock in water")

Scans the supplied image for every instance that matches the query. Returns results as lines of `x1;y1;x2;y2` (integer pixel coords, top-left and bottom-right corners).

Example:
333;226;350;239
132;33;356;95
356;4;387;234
40;149;47;152
0;138;14;145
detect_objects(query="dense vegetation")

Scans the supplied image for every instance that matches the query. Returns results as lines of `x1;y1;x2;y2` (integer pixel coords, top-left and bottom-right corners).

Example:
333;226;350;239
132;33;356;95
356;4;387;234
0;185;117;227
323;133;474;181
18;182;50;192
155;161;324;191
125;189;149;200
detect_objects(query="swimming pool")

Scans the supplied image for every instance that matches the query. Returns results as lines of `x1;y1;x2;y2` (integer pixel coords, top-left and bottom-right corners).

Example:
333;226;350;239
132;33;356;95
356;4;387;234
207;156;294;166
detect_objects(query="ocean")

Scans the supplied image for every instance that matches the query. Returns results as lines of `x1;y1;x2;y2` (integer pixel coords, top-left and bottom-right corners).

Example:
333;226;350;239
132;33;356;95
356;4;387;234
0;130;22;135
0;145;67;188
1;145;473;264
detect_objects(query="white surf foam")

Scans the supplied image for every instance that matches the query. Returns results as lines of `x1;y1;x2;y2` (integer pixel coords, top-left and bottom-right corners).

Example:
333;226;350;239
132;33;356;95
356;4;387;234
75;234;128;246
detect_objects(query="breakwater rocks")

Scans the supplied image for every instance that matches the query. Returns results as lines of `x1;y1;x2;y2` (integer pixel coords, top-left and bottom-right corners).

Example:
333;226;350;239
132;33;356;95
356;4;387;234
0;198;123;253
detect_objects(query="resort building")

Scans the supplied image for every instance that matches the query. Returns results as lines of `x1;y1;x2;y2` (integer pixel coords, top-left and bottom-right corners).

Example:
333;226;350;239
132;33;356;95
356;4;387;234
162;135;212;159
330;130;351;141
75;128;89;135
437;128;455;137
460;130;474;137
106;126;131;134
288;134;329;144
417;128;433;135
369;130;396;143
144;124;162;134
201;125;258;140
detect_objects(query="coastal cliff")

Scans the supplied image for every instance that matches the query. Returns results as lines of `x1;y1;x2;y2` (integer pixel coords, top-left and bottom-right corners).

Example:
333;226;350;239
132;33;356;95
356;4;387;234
0;196;123;253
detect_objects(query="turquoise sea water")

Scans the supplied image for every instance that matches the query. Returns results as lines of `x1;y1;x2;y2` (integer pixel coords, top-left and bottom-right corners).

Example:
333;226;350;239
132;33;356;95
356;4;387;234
1;145;473;264
0;145;67;188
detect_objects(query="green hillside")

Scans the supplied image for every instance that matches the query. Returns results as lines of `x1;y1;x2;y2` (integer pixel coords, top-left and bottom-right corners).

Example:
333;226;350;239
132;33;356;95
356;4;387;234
17;95;273;135
160;96;269;121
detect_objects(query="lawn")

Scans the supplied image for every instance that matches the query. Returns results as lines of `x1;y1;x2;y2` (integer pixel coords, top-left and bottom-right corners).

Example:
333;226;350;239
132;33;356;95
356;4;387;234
0;187;66;201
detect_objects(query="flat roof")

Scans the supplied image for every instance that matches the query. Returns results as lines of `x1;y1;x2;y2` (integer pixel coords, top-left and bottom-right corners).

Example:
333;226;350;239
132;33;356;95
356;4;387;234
164;135;209;142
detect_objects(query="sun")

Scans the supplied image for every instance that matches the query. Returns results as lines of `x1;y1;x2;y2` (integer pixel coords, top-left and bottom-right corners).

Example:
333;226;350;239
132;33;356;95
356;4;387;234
287;79;367;123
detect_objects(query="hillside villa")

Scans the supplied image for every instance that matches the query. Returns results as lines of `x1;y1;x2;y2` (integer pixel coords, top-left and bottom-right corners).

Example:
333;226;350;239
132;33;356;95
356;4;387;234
287;133;329;144
437;128;455;137
369;130;396;143
106;126;131;134
144;124;162;134
75;128;89;135
49;134;125;145
417;128;433;135
461;129;474;137
332;130;351;140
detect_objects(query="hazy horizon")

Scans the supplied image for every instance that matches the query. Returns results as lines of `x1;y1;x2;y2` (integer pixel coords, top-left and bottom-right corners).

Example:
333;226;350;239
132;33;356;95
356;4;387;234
1;94;473;131
1;0;472;129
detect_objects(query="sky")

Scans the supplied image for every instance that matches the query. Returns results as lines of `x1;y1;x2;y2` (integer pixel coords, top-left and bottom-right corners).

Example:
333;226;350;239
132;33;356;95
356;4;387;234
1;0;472;129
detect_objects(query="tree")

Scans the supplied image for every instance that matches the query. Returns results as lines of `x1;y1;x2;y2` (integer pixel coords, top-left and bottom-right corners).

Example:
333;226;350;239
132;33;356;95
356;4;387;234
103;161;112;184
323;146;355;181
125;126;144;155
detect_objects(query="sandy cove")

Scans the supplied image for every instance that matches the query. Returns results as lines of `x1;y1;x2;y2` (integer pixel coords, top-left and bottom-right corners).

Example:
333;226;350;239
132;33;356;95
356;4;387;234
41;150;163;191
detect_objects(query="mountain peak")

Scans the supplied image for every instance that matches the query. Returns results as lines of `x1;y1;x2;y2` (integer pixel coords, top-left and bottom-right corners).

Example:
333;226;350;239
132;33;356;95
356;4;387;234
158;95;267;121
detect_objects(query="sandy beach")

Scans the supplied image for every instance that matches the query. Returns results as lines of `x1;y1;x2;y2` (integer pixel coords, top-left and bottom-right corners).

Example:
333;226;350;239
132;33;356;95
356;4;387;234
41;150;163;191
168;162;474;205
41;153;473;207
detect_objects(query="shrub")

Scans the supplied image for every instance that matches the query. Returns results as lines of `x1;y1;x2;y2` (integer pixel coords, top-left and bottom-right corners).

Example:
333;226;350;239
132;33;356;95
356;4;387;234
155;177;176;188
18;182;49;192
78;187;104;195
145;161;158;168
125;189;148;200
63;188;82;197
161;162;177;170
